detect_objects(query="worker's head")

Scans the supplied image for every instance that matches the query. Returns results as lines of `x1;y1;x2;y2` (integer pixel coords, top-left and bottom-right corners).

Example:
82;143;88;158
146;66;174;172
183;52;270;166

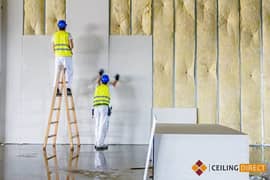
101;74;110;84
57;20;67;30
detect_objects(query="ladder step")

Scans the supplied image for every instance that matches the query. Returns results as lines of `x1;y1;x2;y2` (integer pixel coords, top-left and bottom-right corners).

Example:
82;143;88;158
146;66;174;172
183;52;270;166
70;121;77;124
58;81;68;84
50;121;59;124
47;155;56;160
48;134;56;138
53;108;60;111
72;134;79;139
68;108;75;111
72;155;79;160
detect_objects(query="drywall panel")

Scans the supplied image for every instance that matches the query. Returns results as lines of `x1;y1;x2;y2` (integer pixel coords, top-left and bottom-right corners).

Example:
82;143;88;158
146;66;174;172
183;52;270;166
197;0;217;123
46;0;66;35
5;0;24;143
263;0;270;144
153;0;174;107
5;0;109;143
110;0;130;35
175;0;195;107
240;0;261;144
0;0;4;143
23;0;45;35
67;0;109;144
219;0;240;130
109;36;152;144
132;0;151;35
153;108;197;124
20;37;52;143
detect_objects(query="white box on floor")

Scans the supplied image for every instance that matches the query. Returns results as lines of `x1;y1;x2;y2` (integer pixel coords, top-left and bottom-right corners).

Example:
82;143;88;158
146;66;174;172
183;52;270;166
153;124;249;180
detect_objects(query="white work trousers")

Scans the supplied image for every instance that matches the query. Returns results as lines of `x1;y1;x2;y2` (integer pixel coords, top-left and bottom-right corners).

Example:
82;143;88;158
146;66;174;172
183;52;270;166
94;151;108;171
54;56;73;88
94;105;109;147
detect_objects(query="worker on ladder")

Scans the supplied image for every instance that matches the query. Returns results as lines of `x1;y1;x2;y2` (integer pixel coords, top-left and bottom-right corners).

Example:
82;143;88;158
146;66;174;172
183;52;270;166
93;69;120;150
52;20;74;96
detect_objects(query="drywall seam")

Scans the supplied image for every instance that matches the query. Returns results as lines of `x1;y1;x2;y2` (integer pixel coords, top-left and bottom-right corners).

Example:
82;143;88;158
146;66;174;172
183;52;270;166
260;0;264;146
240;0;261;144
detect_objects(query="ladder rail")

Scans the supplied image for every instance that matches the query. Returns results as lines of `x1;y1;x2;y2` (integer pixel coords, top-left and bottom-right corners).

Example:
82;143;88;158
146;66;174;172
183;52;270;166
43;72;62;149
62;70;74;149
52;70;65;145
43;148;60;180
43;68;80;150
70;96;80;146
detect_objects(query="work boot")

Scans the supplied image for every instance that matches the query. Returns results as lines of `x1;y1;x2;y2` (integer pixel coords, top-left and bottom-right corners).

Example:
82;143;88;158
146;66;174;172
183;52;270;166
95;145;108;151
56;88;62;96
67;88;72;96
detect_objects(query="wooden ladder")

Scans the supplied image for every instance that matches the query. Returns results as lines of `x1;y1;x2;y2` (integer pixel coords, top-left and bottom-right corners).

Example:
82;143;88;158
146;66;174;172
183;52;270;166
43;68;80;150
43;147;80;180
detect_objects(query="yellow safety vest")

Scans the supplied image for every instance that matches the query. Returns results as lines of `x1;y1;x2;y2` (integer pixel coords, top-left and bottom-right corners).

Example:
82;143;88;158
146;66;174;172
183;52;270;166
93;84;111;106
53;31;72;57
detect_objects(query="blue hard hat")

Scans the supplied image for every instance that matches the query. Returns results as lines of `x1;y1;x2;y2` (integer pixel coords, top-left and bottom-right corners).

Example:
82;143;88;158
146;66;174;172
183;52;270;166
57;20;67;29
101;74;110;84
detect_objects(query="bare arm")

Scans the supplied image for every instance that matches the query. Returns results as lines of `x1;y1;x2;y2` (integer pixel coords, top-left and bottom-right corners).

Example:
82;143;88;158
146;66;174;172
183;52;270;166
110;74;120;87
69;39;74;49
96;69;104;85
110;80;118;87
96;75;101;85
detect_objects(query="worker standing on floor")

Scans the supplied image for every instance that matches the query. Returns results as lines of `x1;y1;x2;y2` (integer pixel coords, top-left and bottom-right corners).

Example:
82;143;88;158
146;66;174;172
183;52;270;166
52;20;74;96
93;69;120;150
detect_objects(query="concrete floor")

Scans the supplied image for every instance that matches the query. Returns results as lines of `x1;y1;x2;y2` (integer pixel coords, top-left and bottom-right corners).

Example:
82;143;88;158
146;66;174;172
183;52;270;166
1;145;270;180
0;145;148;180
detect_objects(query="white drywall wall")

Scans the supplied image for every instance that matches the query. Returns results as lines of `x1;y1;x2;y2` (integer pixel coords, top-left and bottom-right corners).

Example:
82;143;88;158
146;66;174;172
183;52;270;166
153;108;197;124
0;0;5;143
4;0;109;143
3;0;152;144
108;36;152;144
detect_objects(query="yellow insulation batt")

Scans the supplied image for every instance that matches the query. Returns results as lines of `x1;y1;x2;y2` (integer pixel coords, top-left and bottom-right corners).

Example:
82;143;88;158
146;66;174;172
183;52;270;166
132;0;152;35
197;0;217;123
46;0;66;35
175;0;195;107
249;147;262;163
110;0;130;35
263;147;270;163
263;0;270;144
24;0;45;35
153;0;174;107
240;0;261;145
218;0;240;130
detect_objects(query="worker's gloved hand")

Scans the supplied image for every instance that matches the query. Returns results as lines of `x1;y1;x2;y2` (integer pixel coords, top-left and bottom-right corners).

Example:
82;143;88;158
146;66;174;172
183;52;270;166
99;69;104;76
115;74;120;81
